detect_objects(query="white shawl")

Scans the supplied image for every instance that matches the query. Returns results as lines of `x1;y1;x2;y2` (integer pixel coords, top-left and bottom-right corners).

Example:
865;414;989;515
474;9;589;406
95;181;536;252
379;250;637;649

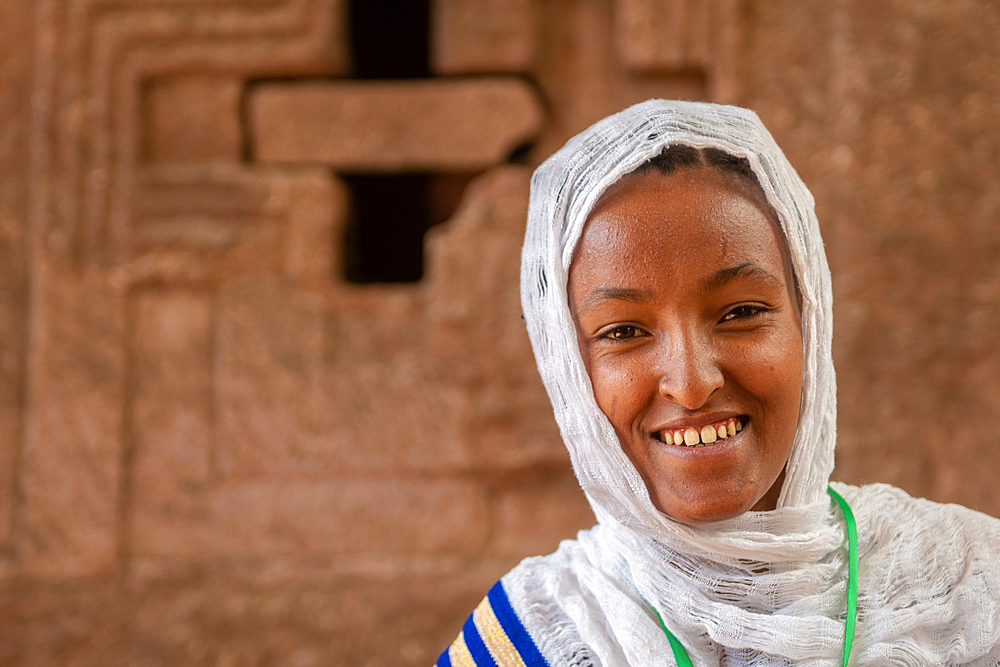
512;99;1000;666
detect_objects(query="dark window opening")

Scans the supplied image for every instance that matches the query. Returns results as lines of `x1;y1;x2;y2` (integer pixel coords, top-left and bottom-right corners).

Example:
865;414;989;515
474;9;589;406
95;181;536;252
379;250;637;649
343;0;439;284
342;173;477;284
348;0;430;79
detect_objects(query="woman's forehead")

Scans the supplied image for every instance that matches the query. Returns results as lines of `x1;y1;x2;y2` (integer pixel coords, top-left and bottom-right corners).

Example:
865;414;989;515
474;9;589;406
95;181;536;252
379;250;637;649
574;168;789;271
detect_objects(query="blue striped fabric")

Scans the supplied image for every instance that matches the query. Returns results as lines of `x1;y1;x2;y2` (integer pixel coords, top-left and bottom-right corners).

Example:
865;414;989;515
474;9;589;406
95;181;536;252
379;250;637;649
487;581;549;667
463;611;500;666
436;645;453;667
435;579;551;666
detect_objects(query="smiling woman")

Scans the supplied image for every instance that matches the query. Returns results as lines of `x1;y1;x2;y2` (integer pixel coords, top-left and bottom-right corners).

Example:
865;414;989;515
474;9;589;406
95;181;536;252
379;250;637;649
570;158;803;524
437;100;1000;666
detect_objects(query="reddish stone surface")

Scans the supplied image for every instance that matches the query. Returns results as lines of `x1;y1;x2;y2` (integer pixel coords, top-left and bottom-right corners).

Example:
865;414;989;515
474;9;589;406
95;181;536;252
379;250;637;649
136;478;490;560
424;167;570;471
0;0;31;557
283;171;343;282
493;475;596;558
19;265;127;579
144;76;244;164
529;0;710;160
432;0;538;73
131;290;215;559
616;0;713;69
613;0;740;101
126;166;341;287
4;0;1000;663
250;79;544;170
0;573;497;667
214;276;475;477
0;218;25;558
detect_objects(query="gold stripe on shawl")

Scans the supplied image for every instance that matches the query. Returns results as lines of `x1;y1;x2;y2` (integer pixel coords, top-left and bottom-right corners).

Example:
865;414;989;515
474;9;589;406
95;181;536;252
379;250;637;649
473;596;528;667
448;631;477;667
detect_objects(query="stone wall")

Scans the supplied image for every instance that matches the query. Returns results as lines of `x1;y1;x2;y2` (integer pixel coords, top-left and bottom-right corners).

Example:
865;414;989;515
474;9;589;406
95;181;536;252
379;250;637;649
1;0;1000;664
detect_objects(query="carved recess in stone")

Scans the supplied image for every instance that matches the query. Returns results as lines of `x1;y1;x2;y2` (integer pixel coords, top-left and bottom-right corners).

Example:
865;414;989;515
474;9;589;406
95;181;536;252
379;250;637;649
32;0;344;264
128;165;341;283
127;168;561;576
21;0;344;579
144;76;245;164
614;0;739;103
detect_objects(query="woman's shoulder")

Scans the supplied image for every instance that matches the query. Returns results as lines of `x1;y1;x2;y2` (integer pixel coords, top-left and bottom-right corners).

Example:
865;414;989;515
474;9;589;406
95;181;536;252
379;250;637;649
839;481;1000;550
839;481;1000;533
837;482;1000;663
435;578;552;667
436;533;602;667
840;481;1000;591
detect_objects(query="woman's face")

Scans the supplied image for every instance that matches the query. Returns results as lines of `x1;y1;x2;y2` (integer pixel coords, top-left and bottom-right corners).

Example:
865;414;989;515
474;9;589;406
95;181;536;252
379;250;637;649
568;166;803;524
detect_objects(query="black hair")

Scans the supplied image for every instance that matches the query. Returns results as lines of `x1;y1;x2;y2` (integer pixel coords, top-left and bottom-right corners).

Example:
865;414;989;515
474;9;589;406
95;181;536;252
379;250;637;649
632;145;759;187
630;145;776;227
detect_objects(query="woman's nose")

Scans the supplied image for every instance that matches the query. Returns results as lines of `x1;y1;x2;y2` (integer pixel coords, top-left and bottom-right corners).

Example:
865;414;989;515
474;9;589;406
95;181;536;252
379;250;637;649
656;334;724;410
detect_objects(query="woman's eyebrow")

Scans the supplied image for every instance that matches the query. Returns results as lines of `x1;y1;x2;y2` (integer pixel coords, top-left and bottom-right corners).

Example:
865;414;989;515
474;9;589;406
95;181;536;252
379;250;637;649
578;286;654;314
702;262;782;292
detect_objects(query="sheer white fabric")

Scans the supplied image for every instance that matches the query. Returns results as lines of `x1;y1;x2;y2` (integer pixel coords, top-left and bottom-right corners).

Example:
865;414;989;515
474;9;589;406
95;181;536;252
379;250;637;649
512;100;1000;666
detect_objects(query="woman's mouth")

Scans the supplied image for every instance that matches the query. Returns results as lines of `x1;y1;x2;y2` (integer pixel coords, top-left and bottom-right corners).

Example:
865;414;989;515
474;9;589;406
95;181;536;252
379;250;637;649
656;417;746;448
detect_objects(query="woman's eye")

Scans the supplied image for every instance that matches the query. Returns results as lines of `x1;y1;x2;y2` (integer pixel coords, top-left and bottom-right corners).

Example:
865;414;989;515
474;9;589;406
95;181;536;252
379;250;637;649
600;325;644;340
721;304;767;322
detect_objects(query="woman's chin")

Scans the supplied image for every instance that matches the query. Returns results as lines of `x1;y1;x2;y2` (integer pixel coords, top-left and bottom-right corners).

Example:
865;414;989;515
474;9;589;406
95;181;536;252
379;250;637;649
652;495;757;525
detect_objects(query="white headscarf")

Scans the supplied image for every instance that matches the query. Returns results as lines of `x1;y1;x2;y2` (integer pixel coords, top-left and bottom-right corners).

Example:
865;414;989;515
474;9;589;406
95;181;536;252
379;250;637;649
510;99;1000;666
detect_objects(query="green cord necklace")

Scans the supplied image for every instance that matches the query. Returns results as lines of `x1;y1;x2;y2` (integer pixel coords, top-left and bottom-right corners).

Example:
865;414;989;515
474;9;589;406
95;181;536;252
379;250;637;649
653;486;859;667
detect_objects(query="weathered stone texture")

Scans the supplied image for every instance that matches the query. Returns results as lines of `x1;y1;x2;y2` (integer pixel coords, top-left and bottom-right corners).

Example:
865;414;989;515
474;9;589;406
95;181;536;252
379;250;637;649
432;0;538;73
251;79;544;170
616;0;720;70
493;477;596;558
128;166;340;286
0;0;32;555
131;291;215;556
215;277;475;477
425;167;569;470
145;76;244;164
19;265;126;578
283;171;343;282
0;0;32;215
835;2;1000;513
34;0;345;265
0;221;25;553
0;574;496;667
137;479;490;560
530;0;709;160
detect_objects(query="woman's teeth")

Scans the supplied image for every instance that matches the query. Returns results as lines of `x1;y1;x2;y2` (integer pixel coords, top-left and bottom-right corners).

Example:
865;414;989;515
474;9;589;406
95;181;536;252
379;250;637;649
659;418;744;447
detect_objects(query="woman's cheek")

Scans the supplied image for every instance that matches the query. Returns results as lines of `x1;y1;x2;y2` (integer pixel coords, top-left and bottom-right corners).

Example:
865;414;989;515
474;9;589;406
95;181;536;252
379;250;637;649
590;356;643;422
733;335;799;378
